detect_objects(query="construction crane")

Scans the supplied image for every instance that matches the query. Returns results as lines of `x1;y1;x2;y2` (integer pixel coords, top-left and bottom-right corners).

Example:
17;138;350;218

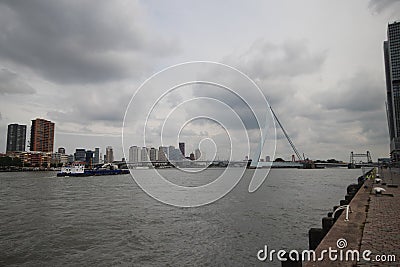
270;106;305;162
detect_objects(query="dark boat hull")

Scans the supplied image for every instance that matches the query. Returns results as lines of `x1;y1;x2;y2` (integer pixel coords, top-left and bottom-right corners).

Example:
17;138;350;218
57;169;129;177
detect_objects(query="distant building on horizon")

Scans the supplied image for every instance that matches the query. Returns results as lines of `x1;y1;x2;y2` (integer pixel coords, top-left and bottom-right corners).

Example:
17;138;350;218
129;146;139;162
85;150;94;166
384;21;400;162
194;148;201;160
58;147;65;154
74;148;86;162
94;147;100;164
149;147;157;162
30;118;55;153
158;146;168;162
105;146;114;163
6;123;27;153
179;142;185;157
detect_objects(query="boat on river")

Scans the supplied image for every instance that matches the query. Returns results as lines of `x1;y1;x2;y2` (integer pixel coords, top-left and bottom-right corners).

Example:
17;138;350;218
57;162;129;177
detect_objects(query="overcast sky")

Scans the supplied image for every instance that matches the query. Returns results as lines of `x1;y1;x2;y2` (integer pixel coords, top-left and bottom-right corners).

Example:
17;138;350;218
0;0;399;161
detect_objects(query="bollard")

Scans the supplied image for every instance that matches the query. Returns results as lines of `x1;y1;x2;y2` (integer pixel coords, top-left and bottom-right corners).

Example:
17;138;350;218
347;184;359;195
309;228;325;250
345;194;353;201
333;205;339;212
333;209;343;221
281;251;302;267
322;217;334;233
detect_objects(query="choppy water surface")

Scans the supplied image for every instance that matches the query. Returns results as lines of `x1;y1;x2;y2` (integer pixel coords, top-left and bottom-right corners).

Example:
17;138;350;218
0;168;363;266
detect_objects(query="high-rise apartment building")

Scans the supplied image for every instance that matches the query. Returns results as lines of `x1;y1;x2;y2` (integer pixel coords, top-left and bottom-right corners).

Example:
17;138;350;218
195;148;201;160
149;147;157;162
179;142;185;157
141;147;149;161
94;147;100;164
384;21;400;162
58;147;66;154
74;148;86;162
30;118;55;153
6;123;27;152
129;146;139;162
105;146;114;163
158;146;168;162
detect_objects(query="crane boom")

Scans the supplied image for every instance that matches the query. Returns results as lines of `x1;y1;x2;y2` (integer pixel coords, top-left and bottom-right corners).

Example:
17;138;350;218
270;106;304;161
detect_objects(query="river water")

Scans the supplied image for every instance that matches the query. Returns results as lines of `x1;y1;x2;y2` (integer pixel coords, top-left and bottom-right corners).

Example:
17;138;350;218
0;168;363;266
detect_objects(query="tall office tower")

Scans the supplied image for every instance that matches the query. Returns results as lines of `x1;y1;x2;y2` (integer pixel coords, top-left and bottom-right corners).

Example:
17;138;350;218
6;123;27;152
149;147;157;162
129;146;139;162
58;147;66;154
194;148;201;160
158;146;168;162
30;118;55;152
85;150;94;166
94;147;100;164
179;142;185;157
105;146;114;163
142;147;150;161
74;148;86;162
384;21;400;162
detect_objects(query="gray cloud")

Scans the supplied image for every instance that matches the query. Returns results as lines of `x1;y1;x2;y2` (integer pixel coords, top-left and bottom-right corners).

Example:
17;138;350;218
369;0;400;13
47;88;130;126
0;0;178;84
317;71;385;112
226;39;327;80
0;68;36;94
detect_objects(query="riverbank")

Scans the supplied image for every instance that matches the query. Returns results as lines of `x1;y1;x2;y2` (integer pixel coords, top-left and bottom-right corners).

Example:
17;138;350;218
304;168;399;266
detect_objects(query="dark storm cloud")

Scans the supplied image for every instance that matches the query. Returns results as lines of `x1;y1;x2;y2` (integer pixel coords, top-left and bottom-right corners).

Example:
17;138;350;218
0;68;36;94
368;0;400;13
0;0;178;84
317;72;385;112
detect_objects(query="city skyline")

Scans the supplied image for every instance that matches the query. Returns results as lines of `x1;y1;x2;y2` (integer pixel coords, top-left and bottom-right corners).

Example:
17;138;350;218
0;1;400;161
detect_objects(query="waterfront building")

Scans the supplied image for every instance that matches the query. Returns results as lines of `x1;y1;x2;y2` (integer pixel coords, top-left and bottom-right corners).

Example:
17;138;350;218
385;21;400;162
85;150;94;166
51;152;61;165
141;147;149;161
179;142;185;157
6;123;27;152
149;147;157;162
94;147;100;164
30;118;55;153
67;154;74;164
195;148;201;160
158;146;168;162
105;146;114;163
58;147;66;154
74;148;86;162
129;146;139;162
60;154;69;165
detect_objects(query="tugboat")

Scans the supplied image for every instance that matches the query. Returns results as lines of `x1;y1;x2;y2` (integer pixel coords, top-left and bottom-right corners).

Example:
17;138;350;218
57;162;129;177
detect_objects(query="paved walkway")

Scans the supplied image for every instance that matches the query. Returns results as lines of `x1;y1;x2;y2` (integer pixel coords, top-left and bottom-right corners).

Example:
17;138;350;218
358;168;400;266
304;168;399;266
